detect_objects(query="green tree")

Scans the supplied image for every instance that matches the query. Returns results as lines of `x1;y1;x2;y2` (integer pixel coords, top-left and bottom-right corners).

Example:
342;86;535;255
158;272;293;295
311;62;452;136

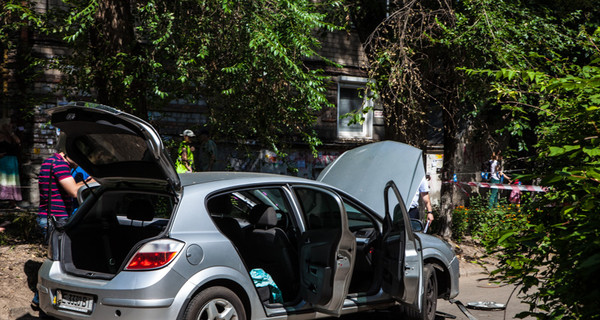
37;0;344;154
467;29;600;319
348;0;599;240
1;0;45;114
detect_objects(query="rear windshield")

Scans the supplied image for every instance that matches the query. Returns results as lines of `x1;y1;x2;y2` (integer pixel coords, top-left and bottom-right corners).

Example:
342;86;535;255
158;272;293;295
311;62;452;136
73;133;150;165
81;190;174;225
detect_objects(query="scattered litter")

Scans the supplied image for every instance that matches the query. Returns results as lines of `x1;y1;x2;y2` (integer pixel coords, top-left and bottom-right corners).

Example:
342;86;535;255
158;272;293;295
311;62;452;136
435;310;457;319
250;268;283;303
449;299;478;320
466;301;506;310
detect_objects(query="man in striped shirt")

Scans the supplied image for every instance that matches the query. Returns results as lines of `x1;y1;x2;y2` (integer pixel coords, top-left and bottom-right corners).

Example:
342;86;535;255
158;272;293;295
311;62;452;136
37;151;91;237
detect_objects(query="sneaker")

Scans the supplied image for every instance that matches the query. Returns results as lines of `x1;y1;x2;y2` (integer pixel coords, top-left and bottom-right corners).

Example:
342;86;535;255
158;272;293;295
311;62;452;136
32;291;39;307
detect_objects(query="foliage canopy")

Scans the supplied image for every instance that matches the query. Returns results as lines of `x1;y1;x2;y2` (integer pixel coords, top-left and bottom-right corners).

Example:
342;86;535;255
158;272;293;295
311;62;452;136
352;1;600;317
27;0;345;154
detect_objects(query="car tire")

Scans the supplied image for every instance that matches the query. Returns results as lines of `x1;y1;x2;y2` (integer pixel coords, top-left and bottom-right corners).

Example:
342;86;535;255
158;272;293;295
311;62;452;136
183;286;246;320
397;263;438;320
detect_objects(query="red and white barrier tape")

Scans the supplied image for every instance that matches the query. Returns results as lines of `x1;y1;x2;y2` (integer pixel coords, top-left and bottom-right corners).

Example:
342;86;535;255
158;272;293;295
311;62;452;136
447;181;548;192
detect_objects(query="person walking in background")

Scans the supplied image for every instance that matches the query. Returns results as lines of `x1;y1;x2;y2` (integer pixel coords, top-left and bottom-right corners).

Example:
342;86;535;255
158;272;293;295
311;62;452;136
199;129;217;171
488;151;512;208
0;118;22;209
176;129;195;173
408;176;434;224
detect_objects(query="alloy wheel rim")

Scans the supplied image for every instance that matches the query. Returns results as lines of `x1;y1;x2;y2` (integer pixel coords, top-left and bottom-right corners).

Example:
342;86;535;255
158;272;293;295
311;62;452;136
198;298;238;320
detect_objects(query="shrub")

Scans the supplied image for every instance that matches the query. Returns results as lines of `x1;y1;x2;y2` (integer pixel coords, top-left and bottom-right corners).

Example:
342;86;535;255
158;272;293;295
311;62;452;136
451;193;531;245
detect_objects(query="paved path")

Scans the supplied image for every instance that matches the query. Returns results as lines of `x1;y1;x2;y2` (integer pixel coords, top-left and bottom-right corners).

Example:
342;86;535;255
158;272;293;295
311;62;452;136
436;262;532;320
340;260;533;320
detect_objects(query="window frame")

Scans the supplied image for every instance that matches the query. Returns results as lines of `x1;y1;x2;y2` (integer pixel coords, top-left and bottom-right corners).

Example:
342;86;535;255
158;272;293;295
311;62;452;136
336;76;373;139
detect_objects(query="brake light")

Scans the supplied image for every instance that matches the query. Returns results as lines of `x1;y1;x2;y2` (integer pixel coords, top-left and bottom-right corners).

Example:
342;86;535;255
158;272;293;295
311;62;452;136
125;239;184;270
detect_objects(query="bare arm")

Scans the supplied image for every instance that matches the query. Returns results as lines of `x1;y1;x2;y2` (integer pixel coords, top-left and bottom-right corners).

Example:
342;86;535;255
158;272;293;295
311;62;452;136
500;171;511;183
181;148;193;172
421;192;434;222
58;176;95;198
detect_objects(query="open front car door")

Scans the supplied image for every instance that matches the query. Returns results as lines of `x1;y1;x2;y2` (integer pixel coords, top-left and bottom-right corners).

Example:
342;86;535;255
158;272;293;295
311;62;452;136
382;181;423;311
294;186;356;317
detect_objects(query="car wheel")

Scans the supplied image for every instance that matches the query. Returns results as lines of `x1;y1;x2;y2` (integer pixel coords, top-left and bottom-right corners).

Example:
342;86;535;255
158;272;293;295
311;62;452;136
183;286;246;320
421;264;438;320
396;263;438;320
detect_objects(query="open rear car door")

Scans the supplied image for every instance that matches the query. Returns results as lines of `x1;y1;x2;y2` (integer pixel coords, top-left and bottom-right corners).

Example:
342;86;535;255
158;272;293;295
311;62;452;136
381;180;423;310
294;186;356;317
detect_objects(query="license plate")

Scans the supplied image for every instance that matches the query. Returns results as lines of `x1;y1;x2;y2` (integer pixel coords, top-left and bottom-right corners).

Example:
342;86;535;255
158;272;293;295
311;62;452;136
56;290;94;314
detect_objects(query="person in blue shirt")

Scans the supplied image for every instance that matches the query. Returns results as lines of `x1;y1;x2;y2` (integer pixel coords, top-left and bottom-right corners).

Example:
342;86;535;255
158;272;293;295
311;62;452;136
70;166;90;212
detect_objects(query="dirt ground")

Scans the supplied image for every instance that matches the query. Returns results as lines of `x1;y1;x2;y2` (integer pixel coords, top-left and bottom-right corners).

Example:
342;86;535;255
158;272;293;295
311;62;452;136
0;210;495;320
0;242;45;320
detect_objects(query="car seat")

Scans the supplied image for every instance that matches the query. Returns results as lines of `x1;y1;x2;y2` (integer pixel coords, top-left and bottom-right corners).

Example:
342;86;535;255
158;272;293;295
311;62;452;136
247;203;299;302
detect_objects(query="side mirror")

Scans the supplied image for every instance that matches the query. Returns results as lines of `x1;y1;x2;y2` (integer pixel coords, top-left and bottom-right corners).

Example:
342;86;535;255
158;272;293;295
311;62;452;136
410;219;424;232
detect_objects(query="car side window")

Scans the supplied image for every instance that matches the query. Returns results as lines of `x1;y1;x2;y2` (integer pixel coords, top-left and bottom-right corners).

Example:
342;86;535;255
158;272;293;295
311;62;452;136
207;187;293;227
295;187;341;230
343;201;375;231
387;189;406;231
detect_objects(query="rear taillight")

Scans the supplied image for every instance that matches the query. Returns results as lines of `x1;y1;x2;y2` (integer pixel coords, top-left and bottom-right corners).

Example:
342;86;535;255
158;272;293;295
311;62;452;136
125;239;184;271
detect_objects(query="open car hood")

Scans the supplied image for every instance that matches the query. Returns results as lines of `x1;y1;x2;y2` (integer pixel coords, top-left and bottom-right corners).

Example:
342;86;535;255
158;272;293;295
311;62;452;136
50;102;180;190
317;141;425;217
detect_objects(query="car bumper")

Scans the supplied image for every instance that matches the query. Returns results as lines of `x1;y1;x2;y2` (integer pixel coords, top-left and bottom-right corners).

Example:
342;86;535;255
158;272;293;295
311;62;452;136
37;259;188;319
448;256;460;299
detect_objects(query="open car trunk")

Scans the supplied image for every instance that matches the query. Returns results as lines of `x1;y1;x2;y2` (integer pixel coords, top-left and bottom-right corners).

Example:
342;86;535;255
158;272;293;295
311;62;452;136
60;189;175;279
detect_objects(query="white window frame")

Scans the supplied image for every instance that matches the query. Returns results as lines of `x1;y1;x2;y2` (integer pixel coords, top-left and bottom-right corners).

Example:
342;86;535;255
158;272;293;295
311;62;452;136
337;76;373;139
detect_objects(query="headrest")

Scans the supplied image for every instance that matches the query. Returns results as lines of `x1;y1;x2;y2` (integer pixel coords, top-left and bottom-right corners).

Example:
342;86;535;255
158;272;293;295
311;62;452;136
207;194;232;215
126;199;155;221
249;204;277;227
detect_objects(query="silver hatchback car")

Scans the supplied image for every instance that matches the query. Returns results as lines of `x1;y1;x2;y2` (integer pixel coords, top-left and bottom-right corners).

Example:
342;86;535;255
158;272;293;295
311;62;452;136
38;103;458;320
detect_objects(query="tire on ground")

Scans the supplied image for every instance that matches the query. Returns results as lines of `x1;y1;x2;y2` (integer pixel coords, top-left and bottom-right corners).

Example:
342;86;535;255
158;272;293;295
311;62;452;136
183;286;246;320
396;263;438;320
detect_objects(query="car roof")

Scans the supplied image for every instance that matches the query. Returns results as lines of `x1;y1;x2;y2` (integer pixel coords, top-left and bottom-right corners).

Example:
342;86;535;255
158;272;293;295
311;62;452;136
179;171;328;188
179;171;381;217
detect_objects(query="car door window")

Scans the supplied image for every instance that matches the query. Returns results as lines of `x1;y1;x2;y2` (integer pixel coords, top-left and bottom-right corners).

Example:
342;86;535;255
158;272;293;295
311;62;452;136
295;187;341;230
207;187;293;229
344;202;375;230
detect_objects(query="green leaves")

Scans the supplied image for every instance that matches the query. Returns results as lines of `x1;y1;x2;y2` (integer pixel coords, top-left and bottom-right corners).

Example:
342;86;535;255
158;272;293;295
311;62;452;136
470;30;600;320
32;0;343;152
548;145;581;156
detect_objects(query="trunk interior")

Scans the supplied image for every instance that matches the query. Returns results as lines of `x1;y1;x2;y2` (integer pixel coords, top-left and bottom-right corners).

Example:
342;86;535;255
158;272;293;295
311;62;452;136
61;190;175;277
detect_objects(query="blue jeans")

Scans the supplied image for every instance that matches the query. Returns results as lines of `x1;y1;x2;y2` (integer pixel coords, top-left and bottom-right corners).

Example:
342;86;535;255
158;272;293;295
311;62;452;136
37;215;68;239
488;178;500;208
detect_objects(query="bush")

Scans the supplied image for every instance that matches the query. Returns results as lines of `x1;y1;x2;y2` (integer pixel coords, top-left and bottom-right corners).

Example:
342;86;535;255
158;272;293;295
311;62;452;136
451;193;531;245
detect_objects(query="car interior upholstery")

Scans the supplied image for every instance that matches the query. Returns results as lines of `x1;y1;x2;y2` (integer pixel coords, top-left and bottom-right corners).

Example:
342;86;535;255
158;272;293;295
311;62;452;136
63;191;170;277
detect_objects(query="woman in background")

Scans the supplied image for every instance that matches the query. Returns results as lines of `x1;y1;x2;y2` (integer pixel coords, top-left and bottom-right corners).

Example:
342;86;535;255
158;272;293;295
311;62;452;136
0;118;22;209
488;151;511;208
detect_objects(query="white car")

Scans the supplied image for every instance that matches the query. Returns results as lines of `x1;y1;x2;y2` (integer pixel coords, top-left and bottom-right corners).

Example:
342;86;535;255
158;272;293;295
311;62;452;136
37;102;458;320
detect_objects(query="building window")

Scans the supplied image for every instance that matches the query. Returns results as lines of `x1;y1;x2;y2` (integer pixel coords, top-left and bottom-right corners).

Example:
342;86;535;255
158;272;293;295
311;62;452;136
337;76;373;139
